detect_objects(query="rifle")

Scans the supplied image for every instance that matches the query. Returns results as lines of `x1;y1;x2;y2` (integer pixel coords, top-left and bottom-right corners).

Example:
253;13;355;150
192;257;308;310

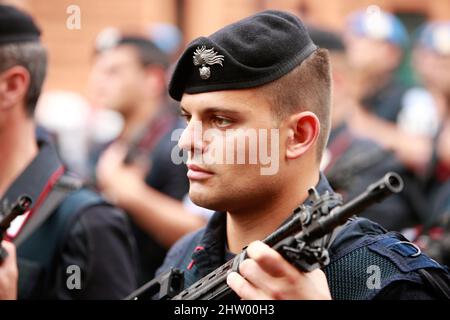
0;195;33;262
125;172;403;300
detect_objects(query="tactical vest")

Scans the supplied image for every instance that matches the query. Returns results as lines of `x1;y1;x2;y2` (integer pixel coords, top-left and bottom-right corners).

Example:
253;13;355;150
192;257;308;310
171;219;450;300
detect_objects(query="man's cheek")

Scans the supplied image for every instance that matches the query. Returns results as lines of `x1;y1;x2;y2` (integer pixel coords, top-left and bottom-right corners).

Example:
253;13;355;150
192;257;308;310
203;128;225;165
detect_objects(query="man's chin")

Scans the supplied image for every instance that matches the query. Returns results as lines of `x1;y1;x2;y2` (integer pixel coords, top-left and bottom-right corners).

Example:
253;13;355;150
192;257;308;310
189;189;225;212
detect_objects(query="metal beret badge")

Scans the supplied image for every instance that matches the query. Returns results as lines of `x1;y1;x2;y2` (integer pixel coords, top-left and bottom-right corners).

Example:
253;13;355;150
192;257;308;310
193;46;224;79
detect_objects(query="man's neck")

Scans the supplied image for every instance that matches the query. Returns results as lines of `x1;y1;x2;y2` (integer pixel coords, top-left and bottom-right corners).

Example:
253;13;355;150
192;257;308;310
120;100;160;143
226;169;320;253
0;116;38;198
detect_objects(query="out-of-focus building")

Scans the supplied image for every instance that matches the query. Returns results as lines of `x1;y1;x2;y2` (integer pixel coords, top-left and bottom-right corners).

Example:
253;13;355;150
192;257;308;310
1;0;449;94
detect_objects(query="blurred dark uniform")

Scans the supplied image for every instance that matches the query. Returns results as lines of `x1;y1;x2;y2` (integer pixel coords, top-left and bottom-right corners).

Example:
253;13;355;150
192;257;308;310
0;5;137;299
324;124;421;230
88;36;189;285
414;97;450;266
346;9;410;124
124;110;189;285
397;22;450;266
307;27;420;231
361;78;408;123
4;133;138;299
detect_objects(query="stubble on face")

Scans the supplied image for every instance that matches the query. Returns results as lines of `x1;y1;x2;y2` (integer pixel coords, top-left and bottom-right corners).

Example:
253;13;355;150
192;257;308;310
180;89;286;213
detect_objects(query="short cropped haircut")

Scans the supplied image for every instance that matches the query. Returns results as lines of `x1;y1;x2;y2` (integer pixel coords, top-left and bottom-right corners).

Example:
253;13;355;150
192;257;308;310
260;48;332;161
0;41;48;116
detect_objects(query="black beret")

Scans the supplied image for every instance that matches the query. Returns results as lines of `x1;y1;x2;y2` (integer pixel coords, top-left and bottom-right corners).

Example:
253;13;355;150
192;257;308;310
0;4;41;45
169;10;317;101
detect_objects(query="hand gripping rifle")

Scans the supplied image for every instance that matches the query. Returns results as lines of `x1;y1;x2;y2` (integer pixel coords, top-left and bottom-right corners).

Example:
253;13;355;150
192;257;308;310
125;172;404;300
0;195;33;262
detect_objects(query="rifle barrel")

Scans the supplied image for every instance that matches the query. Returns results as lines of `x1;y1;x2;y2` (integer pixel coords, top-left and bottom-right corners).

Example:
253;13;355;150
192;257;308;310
302;172;403;242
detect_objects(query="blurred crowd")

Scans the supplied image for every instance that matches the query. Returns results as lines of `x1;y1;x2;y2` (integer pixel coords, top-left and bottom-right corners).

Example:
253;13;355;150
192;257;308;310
1;3;450;299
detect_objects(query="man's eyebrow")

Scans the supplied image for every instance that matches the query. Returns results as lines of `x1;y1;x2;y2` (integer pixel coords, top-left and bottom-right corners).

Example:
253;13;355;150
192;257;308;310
179;105;241;114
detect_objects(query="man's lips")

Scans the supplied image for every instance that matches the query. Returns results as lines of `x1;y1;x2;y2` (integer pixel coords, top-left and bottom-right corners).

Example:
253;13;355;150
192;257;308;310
187;164;214;180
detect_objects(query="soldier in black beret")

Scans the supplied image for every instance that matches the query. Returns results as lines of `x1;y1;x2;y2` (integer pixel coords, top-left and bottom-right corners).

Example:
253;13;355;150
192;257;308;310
155;10;450;299
0;4;138;299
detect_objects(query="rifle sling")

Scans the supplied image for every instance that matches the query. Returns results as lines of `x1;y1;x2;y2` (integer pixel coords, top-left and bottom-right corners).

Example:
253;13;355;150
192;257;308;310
13;175;83;247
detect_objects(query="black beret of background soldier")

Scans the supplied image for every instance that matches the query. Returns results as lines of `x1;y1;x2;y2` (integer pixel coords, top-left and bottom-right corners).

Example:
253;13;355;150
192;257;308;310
154;10;450;299
0;4;138;299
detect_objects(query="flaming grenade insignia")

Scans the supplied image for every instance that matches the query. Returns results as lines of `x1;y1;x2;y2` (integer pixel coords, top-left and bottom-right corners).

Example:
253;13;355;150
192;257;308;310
193;46;224;80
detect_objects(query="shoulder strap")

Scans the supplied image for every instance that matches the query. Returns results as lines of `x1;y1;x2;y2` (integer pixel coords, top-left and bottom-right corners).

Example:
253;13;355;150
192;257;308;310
16;183;106;299
16;176;105;268
418;268;450;299
14;174;83;247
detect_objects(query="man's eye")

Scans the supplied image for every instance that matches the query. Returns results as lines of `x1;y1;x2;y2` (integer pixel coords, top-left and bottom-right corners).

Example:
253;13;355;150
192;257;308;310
213;116;232;128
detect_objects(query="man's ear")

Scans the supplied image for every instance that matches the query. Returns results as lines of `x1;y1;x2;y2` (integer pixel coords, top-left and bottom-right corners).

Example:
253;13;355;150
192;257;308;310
285;111;320;159
0;66;30;111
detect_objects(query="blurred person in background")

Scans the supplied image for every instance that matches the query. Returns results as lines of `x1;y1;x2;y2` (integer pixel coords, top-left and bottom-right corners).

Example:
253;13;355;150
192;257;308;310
345;6;409;124
140;23;214;219
342;7;446;231
35;90;92;178
404;21;450;265
146;22;183;63
403;21;450;220
0;4;137;299
344;8;447;177
309;26;414;231
88;31;207;285
346;19;450;238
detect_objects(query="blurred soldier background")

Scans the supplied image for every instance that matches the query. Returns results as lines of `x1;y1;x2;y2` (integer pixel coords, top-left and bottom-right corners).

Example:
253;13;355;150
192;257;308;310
87;30;208;285
0;4;138;299
308;26;414;231
404;21;450;265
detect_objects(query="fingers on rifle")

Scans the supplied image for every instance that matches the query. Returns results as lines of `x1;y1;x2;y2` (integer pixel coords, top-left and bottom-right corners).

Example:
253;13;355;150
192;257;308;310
226;271;269;300
238;258;287;298
246;241;298;280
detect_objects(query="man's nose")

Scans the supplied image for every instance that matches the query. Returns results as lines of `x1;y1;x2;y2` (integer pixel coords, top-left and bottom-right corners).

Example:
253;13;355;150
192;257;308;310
178;119;204;154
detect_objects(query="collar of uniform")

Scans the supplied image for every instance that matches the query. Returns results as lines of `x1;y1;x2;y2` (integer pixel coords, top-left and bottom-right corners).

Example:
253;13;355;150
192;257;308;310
191;172;334;270
190;210;227;276
274;172;335;232
303;172;334;206
0;137;64;211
